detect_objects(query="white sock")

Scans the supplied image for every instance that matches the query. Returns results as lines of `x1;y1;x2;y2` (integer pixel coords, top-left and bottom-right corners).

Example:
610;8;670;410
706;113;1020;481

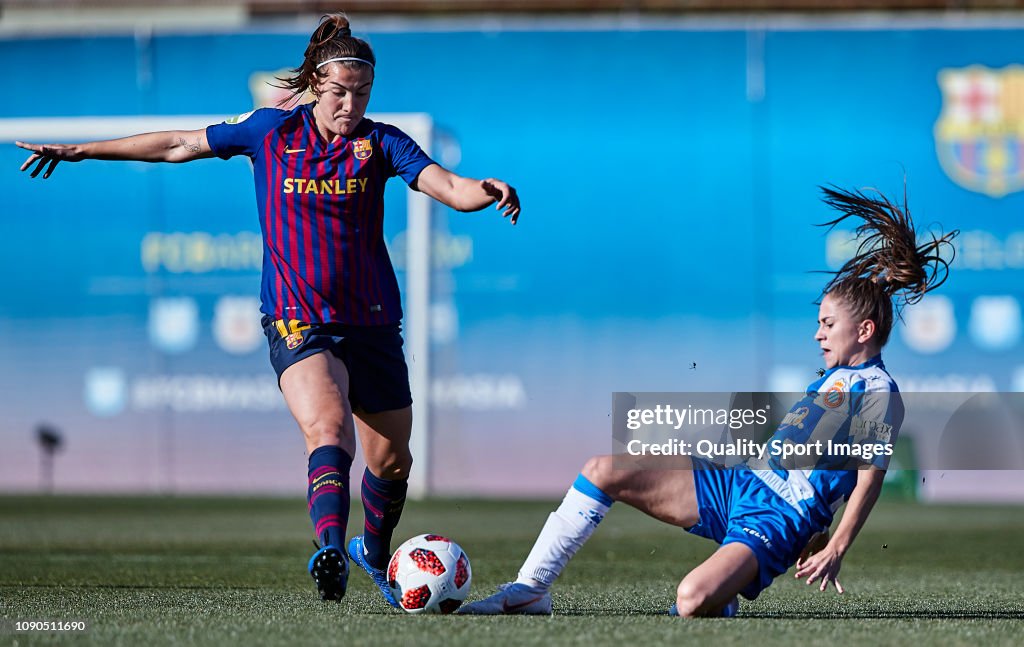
515;474;613;590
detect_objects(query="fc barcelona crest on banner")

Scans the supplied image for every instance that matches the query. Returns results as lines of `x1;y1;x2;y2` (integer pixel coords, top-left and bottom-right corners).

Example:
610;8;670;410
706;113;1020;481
935;65;1024;198
352;138;373;160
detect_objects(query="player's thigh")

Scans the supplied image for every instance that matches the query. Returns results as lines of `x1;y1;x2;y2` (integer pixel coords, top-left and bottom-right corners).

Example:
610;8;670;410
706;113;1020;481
344;324;412;415
354;406;413;478
280;350;356;454
582;454;699;528
676;543;758;617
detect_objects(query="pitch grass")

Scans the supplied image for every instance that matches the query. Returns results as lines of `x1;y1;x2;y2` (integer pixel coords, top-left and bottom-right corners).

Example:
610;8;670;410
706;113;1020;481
1;497;1023;646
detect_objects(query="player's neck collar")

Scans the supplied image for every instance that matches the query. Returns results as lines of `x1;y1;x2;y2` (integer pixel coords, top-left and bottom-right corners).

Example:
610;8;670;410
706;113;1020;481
855;354;883;369
829;354;884;373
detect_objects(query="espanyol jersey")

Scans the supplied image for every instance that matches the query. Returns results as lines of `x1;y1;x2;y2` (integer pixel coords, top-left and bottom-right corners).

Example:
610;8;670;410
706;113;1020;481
206;104;435;325
749;355;904;525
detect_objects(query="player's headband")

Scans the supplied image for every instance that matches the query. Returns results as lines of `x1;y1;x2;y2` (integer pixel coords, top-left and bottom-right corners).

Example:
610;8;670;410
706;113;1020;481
316;57;375;69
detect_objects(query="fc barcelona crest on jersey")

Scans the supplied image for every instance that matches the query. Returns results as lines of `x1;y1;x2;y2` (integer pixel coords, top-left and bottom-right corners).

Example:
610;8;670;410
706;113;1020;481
352;138;373;160
935;65;1024;198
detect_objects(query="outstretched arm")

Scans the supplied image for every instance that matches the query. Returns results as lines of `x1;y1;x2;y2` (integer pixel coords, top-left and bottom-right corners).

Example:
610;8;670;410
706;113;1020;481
794;467;885;593
17;128;214;179
414;163;520;224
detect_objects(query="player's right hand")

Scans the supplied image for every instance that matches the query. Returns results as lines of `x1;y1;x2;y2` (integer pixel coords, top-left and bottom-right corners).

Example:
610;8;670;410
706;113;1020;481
16;141;85;179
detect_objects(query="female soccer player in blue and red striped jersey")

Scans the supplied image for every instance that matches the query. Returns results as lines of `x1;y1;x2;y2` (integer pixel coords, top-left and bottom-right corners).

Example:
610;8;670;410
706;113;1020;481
17;13;520;606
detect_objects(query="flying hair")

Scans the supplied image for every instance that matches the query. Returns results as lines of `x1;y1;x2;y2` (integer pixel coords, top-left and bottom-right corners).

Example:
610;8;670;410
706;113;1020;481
816;184;958;347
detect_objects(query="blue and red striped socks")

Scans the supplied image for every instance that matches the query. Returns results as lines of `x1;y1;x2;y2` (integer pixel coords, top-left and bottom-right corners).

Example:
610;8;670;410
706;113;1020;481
307;445;353;549
360;468;408;569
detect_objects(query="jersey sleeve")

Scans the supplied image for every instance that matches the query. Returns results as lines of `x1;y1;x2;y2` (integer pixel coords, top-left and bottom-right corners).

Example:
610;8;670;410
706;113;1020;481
206;108;282;160
378;124;436;185
849;381;904;470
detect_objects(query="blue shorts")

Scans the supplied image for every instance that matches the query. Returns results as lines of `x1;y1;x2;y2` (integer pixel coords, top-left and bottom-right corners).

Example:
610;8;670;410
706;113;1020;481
262;316;412;414
686;458;820;600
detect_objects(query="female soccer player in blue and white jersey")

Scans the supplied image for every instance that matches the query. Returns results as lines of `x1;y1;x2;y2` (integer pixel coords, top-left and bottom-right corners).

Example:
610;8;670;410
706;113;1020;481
460;186;955;617
17;14;520;606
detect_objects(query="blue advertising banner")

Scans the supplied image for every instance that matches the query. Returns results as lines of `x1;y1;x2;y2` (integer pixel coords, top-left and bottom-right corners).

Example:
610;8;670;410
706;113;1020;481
1;19;1021;499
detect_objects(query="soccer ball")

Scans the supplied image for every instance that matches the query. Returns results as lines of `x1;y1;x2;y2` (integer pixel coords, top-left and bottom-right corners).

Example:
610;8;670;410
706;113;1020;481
387;534;472;614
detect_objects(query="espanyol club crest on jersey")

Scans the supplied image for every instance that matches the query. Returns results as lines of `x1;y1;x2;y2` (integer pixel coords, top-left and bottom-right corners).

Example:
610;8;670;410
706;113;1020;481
935;65;1024;198
822;379;846;409
352;138;373;160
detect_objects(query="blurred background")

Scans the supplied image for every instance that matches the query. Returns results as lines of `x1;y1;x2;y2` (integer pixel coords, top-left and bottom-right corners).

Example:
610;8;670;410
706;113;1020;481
1;0;1023;501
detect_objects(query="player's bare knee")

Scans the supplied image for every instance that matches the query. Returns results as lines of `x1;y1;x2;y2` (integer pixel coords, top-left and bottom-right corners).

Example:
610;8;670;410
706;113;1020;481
581;455;616;492
580;455;602;482
368;451;413;480
300;416;350;449
675;580;712;618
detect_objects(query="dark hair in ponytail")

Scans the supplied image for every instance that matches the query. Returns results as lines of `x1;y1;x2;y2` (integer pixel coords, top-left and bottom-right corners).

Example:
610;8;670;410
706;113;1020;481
817;185;958;347
275;13;376;106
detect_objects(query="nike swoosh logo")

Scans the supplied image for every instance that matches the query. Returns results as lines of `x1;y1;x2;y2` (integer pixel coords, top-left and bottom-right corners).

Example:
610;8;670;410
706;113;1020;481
284;148;306;154
502;595;544;613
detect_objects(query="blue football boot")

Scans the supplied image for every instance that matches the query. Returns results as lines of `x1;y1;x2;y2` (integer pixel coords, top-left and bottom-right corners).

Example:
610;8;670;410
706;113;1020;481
347;535;400;608
308;544;348;602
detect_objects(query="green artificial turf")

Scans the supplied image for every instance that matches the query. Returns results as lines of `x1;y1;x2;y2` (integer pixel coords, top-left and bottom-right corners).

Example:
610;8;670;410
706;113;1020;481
1;496;1022;646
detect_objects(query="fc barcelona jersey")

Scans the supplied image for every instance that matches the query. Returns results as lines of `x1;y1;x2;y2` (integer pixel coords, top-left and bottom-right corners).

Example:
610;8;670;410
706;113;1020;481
206;104;435;325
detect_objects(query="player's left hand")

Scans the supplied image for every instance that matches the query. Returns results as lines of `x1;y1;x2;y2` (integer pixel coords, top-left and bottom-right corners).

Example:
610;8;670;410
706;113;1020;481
799;530;830;562
794;546;844;593
480;178;520;225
